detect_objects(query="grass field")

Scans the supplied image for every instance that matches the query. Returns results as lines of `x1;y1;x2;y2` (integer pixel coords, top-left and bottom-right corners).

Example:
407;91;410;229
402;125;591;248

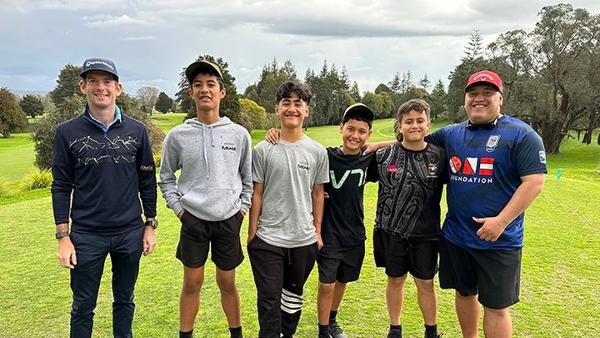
0;113;599;337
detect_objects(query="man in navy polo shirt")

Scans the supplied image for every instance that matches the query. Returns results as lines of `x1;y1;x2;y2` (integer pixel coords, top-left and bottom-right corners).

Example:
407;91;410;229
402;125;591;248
427;70;546;338
51;57;157;338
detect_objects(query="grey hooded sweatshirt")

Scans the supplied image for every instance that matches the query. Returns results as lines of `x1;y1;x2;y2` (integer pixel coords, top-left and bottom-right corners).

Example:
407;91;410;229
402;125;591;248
159;117;252;221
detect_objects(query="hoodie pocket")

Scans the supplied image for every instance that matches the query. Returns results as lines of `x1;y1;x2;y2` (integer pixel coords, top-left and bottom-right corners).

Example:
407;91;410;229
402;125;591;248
180;188;236;219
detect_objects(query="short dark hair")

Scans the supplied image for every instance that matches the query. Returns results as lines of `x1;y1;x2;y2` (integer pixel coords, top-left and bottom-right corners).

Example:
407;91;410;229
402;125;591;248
189;70;225;90
275;81;313;104
396;99;431;122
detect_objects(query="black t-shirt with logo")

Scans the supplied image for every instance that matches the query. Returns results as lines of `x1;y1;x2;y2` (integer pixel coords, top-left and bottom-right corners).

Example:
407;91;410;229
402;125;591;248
367;143;446;238
322;147;376;250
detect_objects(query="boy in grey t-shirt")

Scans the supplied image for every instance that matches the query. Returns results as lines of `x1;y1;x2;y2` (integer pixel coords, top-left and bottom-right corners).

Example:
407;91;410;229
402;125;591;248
248;81;329;338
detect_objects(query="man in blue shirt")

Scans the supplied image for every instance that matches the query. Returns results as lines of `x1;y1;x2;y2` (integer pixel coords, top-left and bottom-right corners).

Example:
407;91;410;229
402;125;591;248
427;70;546;338
51;58;157;338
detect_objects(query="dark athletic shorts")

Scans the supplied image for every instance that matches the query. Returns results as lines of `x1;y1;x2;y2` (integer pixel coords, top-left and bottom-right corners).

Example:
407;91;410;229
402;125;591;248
317;244;365;283
176;210;244;271
439;236;522;309
373;229;439;279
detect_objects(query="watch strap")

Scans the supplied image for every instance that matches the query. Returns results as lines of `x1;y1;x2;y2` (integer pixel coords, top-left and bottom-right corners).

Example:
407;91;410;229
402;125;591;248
55;231;70;239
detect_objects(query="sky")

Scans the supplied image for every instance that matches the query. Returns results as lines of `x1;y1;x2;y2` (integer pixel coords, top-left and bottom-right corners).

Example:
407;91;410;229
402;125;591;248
1;0;599;98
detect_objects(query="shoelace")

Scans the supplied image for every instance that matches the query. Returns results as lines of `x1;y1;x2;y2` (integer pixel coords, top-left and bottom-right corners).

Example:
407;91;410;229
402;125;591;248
329;322;344;335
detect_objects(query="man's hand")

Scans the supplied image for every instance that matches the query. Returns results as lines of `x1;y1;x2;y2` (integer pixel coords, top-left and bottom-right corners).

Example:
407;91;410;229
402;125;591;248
57;237;77;269
316;233;324;250
143;226;157;256
177;210;185;220
265;128;280;144
474;216;508;242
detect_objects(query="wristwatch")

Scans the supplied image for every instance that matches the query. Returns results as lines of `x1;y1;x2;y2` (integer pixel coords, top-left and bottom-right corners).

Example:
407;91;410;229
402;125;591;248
55;231;70;239
145;219;159;229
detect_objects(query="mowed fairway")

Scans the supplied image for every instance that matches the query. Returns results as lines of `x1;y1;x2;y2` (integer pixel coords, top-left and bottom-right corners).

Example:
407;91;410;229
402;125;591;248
0;113;598;337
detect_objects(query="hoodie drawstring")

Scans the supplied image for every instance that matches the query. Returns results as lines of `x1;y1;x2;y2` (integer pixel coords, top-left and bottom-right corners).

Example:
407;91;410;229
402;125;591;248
202;127;209;178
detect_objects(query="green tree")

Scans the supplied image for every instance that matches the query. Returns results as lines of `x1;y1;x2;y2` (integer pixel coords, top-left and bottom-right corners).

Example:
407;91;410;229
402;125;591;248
238;98;268;132
348;81;361;102
305;61;352;126
429;80;447;119
463;29;484;62
0;88;28;138
375;83;392;94
155;92;174;113
177;55;241;123
379;92;394;118
361;92;384;118
530;4;595;153
20;94;45;118
245;59;297;114
419;74;431;91
388;73;401;92
403;86;429;102
49;64;84;106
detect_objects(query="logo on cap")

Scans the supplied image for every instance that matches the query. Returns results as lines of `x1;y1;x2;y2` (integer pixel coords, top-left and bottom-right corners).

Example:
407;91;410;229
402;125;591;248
85;60;115;71
466;70;503;93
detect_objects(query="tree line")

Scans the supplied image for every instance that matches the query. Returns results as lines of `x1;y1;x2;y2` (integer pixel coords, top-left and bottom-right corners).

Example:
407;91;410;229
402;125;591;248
445;4;600;154
0;3;597;168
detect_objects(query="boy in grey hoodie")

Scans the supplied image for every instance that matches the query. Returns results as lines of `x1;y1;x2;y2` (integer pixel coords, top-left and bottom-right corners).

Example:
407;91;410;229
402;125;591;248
159;60;252;338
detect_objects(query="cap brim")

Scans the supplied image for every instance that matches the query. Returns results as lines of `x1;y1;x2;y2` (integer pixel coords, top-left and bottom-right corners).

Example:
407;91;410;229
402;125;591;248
465;81;501;93
80;70;119;81
185;61;223;83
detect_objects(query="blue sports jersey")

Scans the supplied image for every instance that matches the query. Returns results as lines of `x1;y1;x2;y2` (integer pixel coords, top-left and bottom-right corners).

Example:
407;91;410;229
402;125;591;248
427;115;547;249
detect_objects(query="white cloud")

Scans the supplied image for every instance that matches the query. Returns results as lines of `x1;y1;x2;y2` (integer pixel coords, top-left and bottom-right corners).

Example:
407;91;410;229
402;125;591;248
82;14;150;27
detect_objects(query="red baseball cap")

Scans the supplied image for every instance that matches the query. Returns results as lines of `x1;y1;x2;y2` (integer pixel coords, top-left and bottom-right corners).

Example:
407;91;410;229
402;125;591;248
465;70;503;93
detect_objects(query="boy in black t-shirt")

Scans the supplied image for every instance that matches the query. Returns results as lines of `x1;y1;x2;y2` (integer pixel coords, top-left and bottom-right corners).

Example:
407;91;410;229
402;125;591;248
316;103;376;338
368;99;445;338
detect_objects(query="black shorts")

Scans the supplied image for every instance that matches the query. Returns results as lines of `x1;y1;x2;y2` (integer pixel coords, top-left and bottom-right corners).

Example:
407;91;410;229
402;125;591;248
373;229;439;279
439;237;522;309
317;244;365;283
176;210;244;271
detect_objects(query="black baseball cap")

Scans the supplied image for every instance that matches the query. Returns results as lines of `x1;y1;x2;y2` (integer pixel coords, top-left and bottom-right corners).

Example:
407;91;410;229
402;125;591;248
185;60;223;83
80;58;119;80
342;103;375;124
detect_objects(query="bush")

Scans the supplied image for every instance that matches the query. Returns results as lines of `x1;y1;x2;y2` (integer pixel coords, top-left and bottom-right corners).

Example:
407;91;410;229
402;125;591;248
22;168;53;190
0;87;28;138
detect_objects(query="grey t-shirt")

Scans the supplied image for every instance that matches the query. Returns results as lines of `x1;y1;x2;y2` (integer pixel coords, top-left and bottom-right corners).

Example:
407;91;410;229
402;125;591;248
253;136;329;248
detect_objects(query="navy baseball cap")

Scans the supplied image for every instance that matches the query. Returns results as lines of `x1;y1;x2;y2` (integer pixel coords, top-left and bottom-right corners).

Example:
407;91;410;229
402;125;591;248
80;58;119;80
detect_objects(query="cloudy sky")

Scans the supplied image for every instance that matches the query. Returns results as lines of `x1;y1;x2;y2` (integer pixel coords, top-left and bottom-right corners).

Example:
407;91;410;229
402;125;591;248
1;0;599;97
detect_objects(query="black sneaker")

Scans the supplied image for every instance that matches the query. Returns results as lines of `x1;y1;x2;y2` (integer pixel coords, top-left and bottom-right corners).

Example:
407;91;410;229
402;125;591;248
425;334;443;338
318;334;332;338
328;322;348;338
387;328;402;338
